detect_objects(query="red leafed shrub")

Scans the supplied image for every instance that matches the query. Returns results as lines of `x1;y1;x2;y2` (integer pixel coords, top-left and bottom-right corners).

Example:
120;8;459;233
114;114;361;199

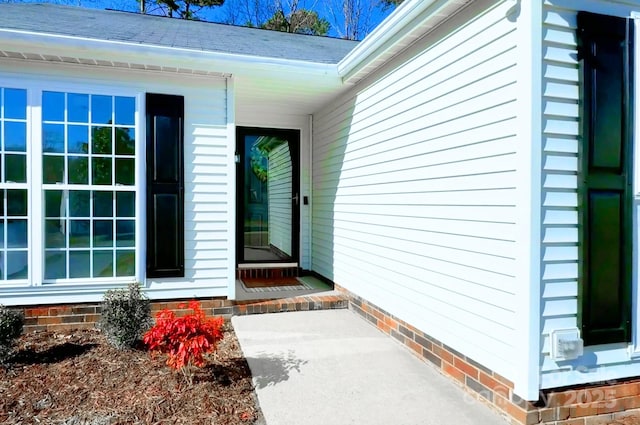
143;300;224;383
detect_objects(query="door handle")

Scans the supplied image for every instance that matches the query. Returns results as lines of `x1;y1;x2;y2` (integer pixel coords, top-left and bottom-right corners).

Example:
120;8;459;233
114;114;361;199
292;194;299;205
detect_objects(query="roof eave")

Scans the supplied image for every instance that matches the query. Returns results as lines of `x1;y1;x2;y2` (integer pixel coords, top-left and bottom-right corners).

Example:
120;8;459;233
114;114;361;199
337;0;471;84
0;28;342;81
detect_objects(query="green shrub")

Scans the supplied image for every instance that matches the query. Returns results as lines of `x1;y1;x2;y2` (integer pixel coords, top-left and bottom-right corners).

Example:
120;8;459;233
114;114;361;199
0;305;24;364
98;282;152;350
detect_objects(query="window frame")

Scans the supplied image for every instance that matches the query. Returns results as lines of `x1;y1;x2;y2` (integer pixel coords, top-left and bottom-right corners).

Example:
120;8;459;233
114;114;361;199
0;77;145;288
0;85;30;286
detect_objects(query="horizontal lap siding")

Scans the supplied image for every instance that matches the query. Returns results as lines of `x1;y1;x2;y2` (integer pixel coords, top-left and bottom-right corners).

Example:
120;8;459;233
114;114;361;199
540;0;640;390
312;4;518;379
540;2;598;386
268;143;293;255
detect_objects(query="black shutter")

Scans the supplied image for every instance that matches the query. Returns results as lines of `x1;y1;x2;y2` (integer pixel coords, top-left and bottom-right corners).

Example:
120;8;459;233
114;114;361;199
146;93;184;278
578;12;633;345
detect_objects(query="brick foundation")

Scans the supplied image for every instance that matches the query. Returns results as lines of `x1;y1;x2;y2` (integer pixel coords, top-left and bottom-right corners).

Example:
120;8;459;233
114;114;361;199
236;267;299;279
18;293;348;333
335;284;640;425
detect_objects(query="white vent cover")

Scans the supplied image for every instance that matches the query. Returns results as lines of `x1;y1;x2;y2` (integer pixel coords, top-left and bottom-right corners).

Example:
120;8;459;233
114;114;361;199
550;328;584;361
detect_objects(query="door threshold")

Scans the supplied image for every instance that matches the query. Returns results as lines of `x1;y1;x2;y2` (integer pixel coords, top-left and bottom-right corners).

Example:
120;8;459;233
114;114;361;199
238;263;298;269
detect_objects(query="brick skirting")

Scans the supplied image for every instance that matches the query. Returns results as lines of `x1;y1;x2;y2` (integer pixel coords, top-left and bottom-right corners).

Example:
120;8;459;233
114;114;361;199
236;267;299;280
18;293;348;333
335;284;640;425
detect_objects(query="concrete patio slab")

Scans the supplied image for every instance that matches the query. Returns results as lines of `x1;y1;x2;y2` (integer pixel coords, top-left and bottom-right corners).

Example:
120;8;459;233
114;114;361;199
232;309;508;425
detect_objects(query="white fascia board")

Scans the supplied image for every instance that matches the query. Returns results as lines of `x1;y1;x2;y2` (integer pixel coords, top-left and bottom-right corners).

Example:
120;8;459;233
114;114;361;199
0;28;341;82
337;0;467;82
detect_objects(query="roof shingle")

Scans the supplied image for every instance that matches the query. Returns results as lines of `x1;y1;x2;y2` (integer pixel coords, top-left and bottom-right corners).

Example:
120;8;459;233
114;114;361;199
0;3;359;64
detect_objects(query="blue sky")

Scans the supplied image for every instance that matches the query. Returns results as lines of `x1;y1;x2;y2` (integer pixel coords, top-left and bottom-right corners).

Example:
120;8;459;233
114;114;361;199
11;0;396;39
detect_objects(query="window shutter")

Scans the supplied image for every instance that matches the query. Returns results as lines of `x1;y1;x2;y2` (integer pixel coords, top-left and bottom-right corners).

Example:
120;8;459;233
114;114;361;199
146;93;184;278
577;12;633;345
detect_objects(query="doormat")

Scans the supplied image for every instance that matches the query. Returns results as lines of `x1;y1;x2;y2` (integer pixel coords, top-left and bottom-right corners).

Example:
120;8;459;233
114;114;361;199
241;277;312;293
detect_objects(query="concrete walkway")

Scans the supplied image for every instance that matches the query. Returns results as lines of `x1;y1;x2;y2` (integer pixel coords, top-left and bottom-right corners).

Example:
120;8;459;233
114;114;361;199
232;309;507;425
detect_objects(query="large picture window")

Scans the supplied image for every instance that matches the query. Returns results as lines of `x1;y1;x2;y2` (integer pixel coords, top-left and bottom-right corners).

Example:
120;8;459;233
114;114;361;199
41;91;137;282
0;87;28;281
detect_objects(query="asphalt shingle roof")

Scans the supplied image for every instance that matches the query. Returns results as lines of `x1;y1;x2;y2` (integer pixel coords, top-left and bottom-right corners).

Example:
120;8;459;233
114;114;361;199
0;3;359;64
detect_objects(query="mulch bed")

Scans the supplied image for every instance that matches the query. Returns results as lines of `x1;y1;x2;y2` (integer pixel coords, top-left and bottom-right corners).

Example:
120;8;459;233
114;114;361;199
0;323;263;424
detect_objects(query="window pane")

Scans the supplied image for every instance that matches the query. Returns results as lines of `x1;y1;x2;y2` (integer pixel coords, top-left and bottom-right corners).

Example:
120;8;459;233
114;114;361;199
116;220;135;247
4;121;27;151
45;190;64;218
7;219;27;248
42;91;65;122
68;156;88;184
0;219;3;244
69;191;90;217
116;192;135;217
93;220;113;247
68;93;89;123
43;123;65;153
68;125;89;154
92;126;112;154
45;251;66;279
116;250;135;276
69;251;90;278
34;91;138;283
92;157;112;185
7;190;27;216
91;95;112;124
7;251;27;280
43;155;64;184
115;158;134;185
5;154;26;183
69;220;90;247
93;191;113;217
115;128;135;155
45;220;65;248
115;97;135;125
93;251;113;277
4;88;27;120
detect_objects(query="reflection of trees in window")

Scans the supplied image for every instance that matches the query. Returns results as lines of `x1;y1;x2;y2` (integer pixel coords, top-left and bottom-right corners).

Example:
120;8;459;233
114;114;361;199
42;123;135;187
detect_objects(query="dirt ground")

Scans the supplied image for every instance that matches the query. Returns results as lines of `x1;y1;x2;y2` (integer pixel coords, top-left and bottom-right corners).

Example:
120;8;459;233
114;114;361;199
0;323;262;424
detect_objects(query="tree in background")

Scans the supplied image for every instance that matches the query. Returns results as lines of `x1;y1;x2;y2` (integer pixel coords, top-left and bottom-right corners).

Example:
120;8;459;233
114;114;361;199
380;0;402;7
324;0;403;40
324;0;375;40
140;0;224;19
224;0;328;36
262;8;328;35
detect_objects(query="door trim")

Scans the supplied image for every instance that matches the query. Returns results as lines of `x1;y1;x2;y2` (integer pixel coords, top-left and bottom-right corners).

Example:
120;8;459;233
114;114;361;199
235;126;300;266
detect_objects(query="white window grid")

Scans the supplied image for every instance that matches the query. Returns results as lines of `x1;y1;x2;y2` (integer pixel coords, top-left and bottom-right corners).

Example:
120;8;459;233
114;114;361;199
40;91;137;283
0;87;29;283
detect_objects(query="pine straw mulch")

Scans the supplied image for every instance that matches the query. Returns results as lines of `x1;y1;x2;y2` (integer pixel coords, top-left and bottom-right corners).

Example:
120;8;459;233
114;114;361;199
0;323;264;425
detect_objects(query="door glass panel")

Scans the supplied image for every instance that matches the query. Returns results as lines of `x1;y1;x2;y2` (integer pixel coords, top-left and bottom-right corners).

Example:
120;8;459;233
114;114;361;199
241;134;294;262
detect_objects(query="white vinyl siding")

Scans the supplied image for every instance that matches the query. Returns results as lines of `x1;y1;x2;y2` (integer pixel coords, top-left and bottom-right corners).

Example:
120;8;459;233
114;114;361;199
540;0;640;390
0;60;231;304
268;142;293;256
312;2;518;380
178;86;229;286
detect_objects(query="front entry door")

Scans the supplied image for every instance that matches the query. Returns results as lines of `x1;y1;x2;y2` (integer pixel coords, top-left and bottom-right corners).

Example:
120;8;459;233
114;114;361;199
236;127;299;265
